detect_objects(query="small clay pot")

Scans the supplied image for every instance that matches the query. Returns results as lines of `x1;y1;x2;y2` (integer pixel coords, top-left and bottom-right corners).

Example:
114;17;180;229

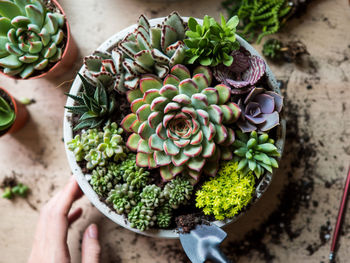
0;87;29;136
0;0;78;80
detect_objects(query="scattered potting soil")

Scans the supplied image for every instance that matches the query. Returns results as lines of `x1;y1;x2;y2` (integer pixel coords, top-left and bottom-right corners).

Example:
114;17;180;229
175;213;211;234
1;176;18;189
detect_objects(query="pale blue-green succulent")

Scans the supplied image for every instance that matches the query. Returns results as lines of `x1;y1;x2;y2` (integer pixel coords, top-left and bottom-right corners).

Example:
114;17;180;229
0;0;66;78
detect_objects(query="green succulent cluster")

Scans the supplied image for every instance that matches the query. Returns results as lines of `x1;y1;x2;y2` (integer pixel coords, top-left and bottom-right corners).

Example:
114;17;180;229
2;183;29;199
0;95;15;131
196;160;255;220
99;154;193;231
107;183;138;214
90;163;122;197
155;203;172;228
233;130;280;178
83;12;186;93
122;64;241;182
184;15;240;67
65;74;116;130
0;0;66;78
163;177;193;209
262;38;282;59
67;122;128;169
222;0;292;43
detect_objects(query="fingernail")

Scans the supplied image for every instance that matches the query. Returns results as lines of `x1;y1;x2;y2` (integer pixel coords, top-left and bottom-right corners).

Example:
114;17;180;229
88;224;98;239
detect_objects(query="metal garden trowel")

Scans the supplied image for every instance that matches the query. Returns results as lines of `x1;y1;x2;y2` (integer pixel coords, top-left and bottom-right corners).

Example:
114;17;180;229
179;223;232;263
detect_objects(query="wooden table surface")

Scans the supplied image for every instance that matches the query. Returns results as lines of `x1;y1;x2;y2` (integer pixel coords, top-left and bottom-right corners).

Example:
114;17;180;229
0;0;349;262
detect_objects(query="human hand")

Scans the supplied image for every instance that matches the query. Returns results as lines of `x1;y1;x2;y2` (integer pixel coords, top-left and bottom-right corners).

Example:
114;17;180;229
28;177;101;263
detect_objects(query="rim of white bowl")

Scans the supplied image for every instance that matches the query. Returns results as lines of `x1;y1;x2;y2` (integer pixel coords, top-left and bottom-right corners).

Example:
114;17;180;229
63;17;286;239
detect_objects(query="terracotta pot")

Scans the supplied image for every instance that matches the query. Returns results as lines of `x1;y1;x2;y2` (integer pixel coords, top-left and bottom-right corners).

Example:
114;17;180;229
0;87;29;136
63;17;286;239
0;0;78;80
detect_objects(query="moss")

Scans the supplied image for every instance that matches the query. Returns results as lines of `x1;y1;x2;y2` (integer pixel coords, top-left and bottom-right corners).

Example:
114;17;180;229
196;161;256;220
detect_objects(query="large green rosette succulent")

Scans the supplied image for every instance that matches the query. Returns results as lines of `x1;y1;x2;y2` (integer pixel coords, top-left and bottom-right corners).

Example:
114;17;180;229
83;12;186;93
121;64;242;182
0;0;65;78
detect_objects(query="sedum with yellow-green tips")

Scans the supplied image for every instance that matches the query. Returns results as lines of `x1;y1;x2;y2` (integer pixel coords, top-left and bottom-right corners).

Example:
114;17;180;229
0;0;65;78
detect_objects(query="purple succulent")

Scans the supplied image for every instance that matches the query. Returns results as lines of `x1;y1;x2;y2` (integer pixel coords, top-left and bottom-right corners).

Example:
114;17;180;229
237;87;283;133
213;50;266;95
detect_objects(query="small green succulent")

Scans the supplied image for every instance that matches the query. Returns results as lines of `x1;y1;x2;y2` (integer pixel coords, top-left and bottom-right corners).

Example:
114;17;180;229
65;74;116;130
233;130;280;178
90;163;122;197
140;184;164;208
262;38;282;59
156;204;172;228
184;15;240;67
0;0;66;78
196;160;255;220
0;96;15;131
107;183;139;214
163;177;193;209
120;153;150;189
67;122;128;170
128;202;156;231
122;64;241;182
2;183;29;199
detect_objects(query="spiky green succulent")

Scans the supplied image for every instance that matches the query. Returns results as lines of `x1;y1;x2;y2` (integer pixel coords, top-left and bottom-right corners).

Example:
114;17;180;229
65;74;116;130
90;163;122;197
128;202;156;231
0;0;66;78
156;203;172;228
196;160;255;220
140;184;164;208
233;130;280;178
67;122;128;169
107;183;139;214
184;15;240;67
122;64;241;182
83;12;186;93
0;95;15;131
163;177;193;209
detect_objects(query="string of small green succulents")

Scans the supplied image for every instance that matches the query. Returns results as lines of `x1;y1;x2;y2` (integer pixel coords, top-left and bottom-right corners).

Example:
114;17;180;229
67;12;283;228
222;0;293;43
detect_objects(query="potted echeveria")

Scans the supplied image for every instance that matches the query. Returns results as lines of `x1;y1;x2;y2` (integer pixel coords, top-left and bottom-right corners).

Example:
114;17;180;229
64;12;285;237
0;0;77;79
0;87;29;136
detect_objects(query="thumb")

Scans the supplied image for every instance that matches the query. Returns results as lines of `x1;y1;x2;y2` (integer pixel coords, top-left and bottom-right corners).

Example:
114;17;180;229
82;224;101;263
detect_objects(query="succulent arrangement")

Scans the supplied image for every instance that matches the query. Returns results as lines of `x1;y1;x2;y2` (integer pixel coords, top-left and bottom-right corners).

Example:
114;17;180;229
66;12;284;231
0;0;66;78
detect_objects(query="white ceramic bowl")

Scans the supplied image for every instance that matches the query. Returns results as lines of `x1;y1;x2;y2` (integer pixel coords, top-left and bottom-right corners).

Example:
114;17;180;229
63;17;286;239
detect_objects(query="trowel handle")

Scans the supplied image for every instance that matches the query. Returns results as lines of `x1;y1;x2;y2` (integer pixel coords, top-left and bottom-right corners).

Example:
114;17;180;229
208;246;233;263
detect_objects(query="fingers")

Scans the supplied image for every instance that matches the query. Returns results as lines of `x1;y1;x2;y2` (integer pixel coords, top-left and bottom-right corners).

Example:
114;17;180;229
68;207;83;225
82;224;101;263
54;177;83;217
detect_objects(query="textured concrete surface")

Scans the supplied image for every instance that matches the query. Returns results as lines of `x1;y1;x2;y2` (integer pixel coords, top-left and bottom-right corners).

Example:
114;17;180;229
0;0;349;262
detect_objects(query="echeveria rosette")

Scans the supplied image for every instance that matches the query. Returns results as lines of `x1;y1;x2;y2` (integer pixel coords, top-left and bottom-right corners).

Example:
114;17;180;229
184;15;240;67
213;51;266;94
83;12;186;93
121;65;241;182
233;130;280;178
0;95;15;131
0;0;66;78
237;87;283;133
